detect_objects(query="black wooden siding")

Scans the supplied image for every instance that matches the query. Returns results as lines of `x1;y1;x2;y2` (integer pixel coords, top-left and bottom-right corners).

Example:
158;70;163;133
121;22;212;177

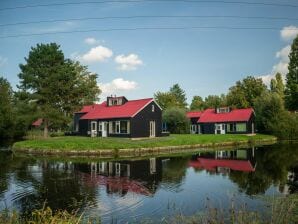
131;101;162;138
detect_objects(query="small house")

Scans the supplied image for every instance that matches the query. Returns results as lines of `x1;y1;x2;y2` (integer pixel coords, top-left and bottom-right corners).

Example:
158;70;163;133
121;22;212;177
73;96;162;138
187;107;255;134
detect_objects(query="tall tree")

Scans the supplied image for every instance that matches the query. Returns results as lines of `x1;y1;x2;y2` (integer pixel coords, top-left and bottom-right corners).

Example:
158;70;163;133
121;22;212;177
226;76;266;108
285;35;298;110
18;43;100;137
190;96;205;111
270;73;285;99
154;92;177;110
0;77;15;139
169;84;187;108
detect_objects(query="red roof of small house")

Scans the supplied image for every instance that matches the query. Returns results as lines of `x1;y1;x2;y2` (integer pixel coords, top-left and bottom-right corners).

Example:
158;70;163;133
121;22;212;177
79;98;154;120
188;158;255;172
198;108;253;123
186;111;203;119
32;118;43;126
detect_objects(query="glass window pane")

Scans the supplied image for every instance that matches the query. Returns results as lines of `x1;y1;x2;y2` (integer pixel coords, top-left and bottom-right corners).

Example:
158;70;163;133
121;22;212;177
236;123;247;132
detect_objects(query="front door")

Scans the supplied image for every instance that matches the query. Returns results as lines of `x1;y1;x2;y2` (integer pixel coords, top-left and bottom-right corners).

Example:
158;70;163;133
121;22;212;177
91;121;97;137
149;121;156;137
102;122;108;137
215;124;225;134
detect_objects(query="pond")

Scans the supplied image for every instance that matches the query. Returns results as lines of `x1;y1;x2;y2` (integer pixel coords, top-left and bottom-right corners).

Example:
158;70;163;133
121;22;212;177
0;142;297;223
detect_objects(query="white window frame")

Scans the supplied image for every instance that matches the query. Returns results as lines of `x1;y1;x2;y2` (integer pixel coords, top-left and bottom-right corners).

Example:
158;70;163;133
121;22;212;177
152;104;155;112
109;120;130;134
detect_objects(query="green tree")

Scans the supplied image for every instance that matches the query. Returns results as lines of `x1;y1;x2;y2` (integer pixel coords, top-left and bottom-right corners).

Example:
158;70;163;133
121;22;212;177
162;107;189;134
0;77;15;139
227;76;266;108
254;92;284;133
18;43;100;137
270;73;285;99
169;84;187;108
204;94;226;109
154;92;177;110
285;35;298;110
190;95;205;111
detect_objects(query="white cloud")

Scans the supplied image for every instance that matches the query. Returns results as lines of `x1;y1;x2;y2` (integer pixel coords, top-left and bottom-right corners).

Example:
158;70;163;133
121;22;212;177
84;37;103;45
115;54;143;71
99;78;138;97
0;56;7;67
258;26;295;85
281;25;298;41
80;45;113;63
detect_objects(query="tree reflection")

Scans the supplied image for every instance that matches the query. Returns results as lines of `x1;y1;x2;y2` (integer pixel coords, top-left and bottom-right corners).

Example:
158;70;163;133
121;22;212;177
229;143;298;195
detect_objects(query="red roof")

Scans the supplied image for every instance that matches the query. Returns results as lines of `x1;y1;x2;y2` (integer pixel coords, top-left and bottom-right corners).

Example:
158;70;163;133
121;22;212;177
79;98;153;120
186;111;203;119
198;108;253;123
79;172;152;196
32;118;43;126
189;158;255;172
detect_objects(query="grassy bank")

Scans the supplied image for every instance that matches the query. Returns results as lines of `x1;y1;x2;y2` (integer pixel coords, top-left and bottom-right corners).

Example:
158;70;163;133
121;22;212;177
12;134;276;154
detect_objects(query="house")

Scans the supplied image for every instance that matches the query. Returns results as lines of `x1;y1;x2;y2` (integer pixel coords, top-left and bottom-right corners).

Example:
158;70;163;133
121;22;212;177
73;96;162;138
31;118;43;128
187;107;255;134
188;148;256;173
186;111;203;134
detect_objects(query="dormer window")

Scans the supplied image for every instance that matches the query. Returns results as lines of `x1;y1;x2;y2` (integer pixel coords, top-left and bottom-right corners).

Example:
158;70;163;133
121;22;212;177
216;107;230;113
107;96;127;106
152;104;155;112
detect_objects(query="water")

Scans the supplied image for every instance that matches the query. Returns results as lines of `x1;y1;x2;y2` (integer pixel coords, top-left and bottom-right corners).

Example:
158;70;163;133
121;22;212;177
0;142;297;223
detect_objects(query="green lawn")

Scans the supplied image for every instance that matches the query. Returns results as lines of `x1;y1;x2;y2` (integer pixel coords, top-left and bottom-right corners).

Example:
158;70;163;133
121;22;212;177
12;134;276;152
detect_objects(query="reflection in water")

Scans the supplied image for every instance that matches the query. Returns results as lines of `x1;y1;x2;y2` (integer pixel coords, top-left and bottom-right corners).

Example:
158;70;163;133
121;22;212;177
0;142;297;223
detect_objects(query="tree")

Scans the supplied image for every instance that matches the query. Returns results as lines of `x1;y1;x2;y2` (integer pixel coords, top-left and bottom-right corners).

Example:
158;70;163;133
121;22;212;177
18;43;100;137
154;84;187;110
154;92;177;110
270;73;285;99
162;107;189;134
285;35;298;110
169;84;187;108
190;96;205;111
254;92;285;133
226;76;266;108
0;77;15;139
204;94;226;109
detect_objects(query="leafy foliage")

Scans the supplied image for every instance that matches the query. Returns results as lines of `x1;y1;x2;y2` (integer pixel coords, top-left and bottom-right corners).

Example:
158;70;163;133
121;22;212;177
190;96;205;111
162;107;190;134
0;77;15;139
285;35;298;110
18;43;100;137
204;94;226;109
226;76;266;108
154;84;187;110
254;92;298;139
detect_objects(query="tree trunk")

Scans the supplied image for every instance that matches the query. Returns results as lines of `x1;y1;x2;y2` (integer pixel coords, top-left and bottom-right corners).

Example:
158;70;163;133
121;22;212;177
43;119;48;138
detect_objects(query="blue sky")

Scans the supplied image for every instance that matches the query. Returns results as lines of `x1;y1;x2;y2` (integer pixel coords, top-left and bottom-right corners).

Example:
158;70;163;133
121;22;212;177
0;0;298;104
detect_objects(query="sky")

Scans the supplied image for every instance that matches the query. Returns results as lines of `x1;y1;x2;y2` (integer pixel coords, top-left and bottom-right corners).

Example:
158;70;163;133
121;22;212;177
0;0;298;104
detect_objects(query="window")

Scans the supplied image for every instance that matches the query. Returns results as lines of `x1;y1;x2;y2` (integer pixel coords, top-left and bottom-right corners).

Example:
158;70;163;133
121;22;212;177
236;123;247;132
98;122;102;131
217;107;230;113
109;120;130;134
152;104;155;112
227;123;236;132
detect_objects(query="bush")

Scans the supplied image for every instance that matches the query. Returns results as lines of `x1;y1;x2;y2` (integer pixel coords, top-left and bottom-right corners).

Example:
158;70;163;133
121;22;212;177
162;107;190;134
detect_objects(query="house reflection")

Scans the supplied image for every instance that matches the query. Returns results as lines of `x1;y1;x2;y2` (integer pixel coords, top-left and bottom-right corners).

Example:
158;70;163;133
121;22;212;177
189;148;256;174
74;158;162;197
